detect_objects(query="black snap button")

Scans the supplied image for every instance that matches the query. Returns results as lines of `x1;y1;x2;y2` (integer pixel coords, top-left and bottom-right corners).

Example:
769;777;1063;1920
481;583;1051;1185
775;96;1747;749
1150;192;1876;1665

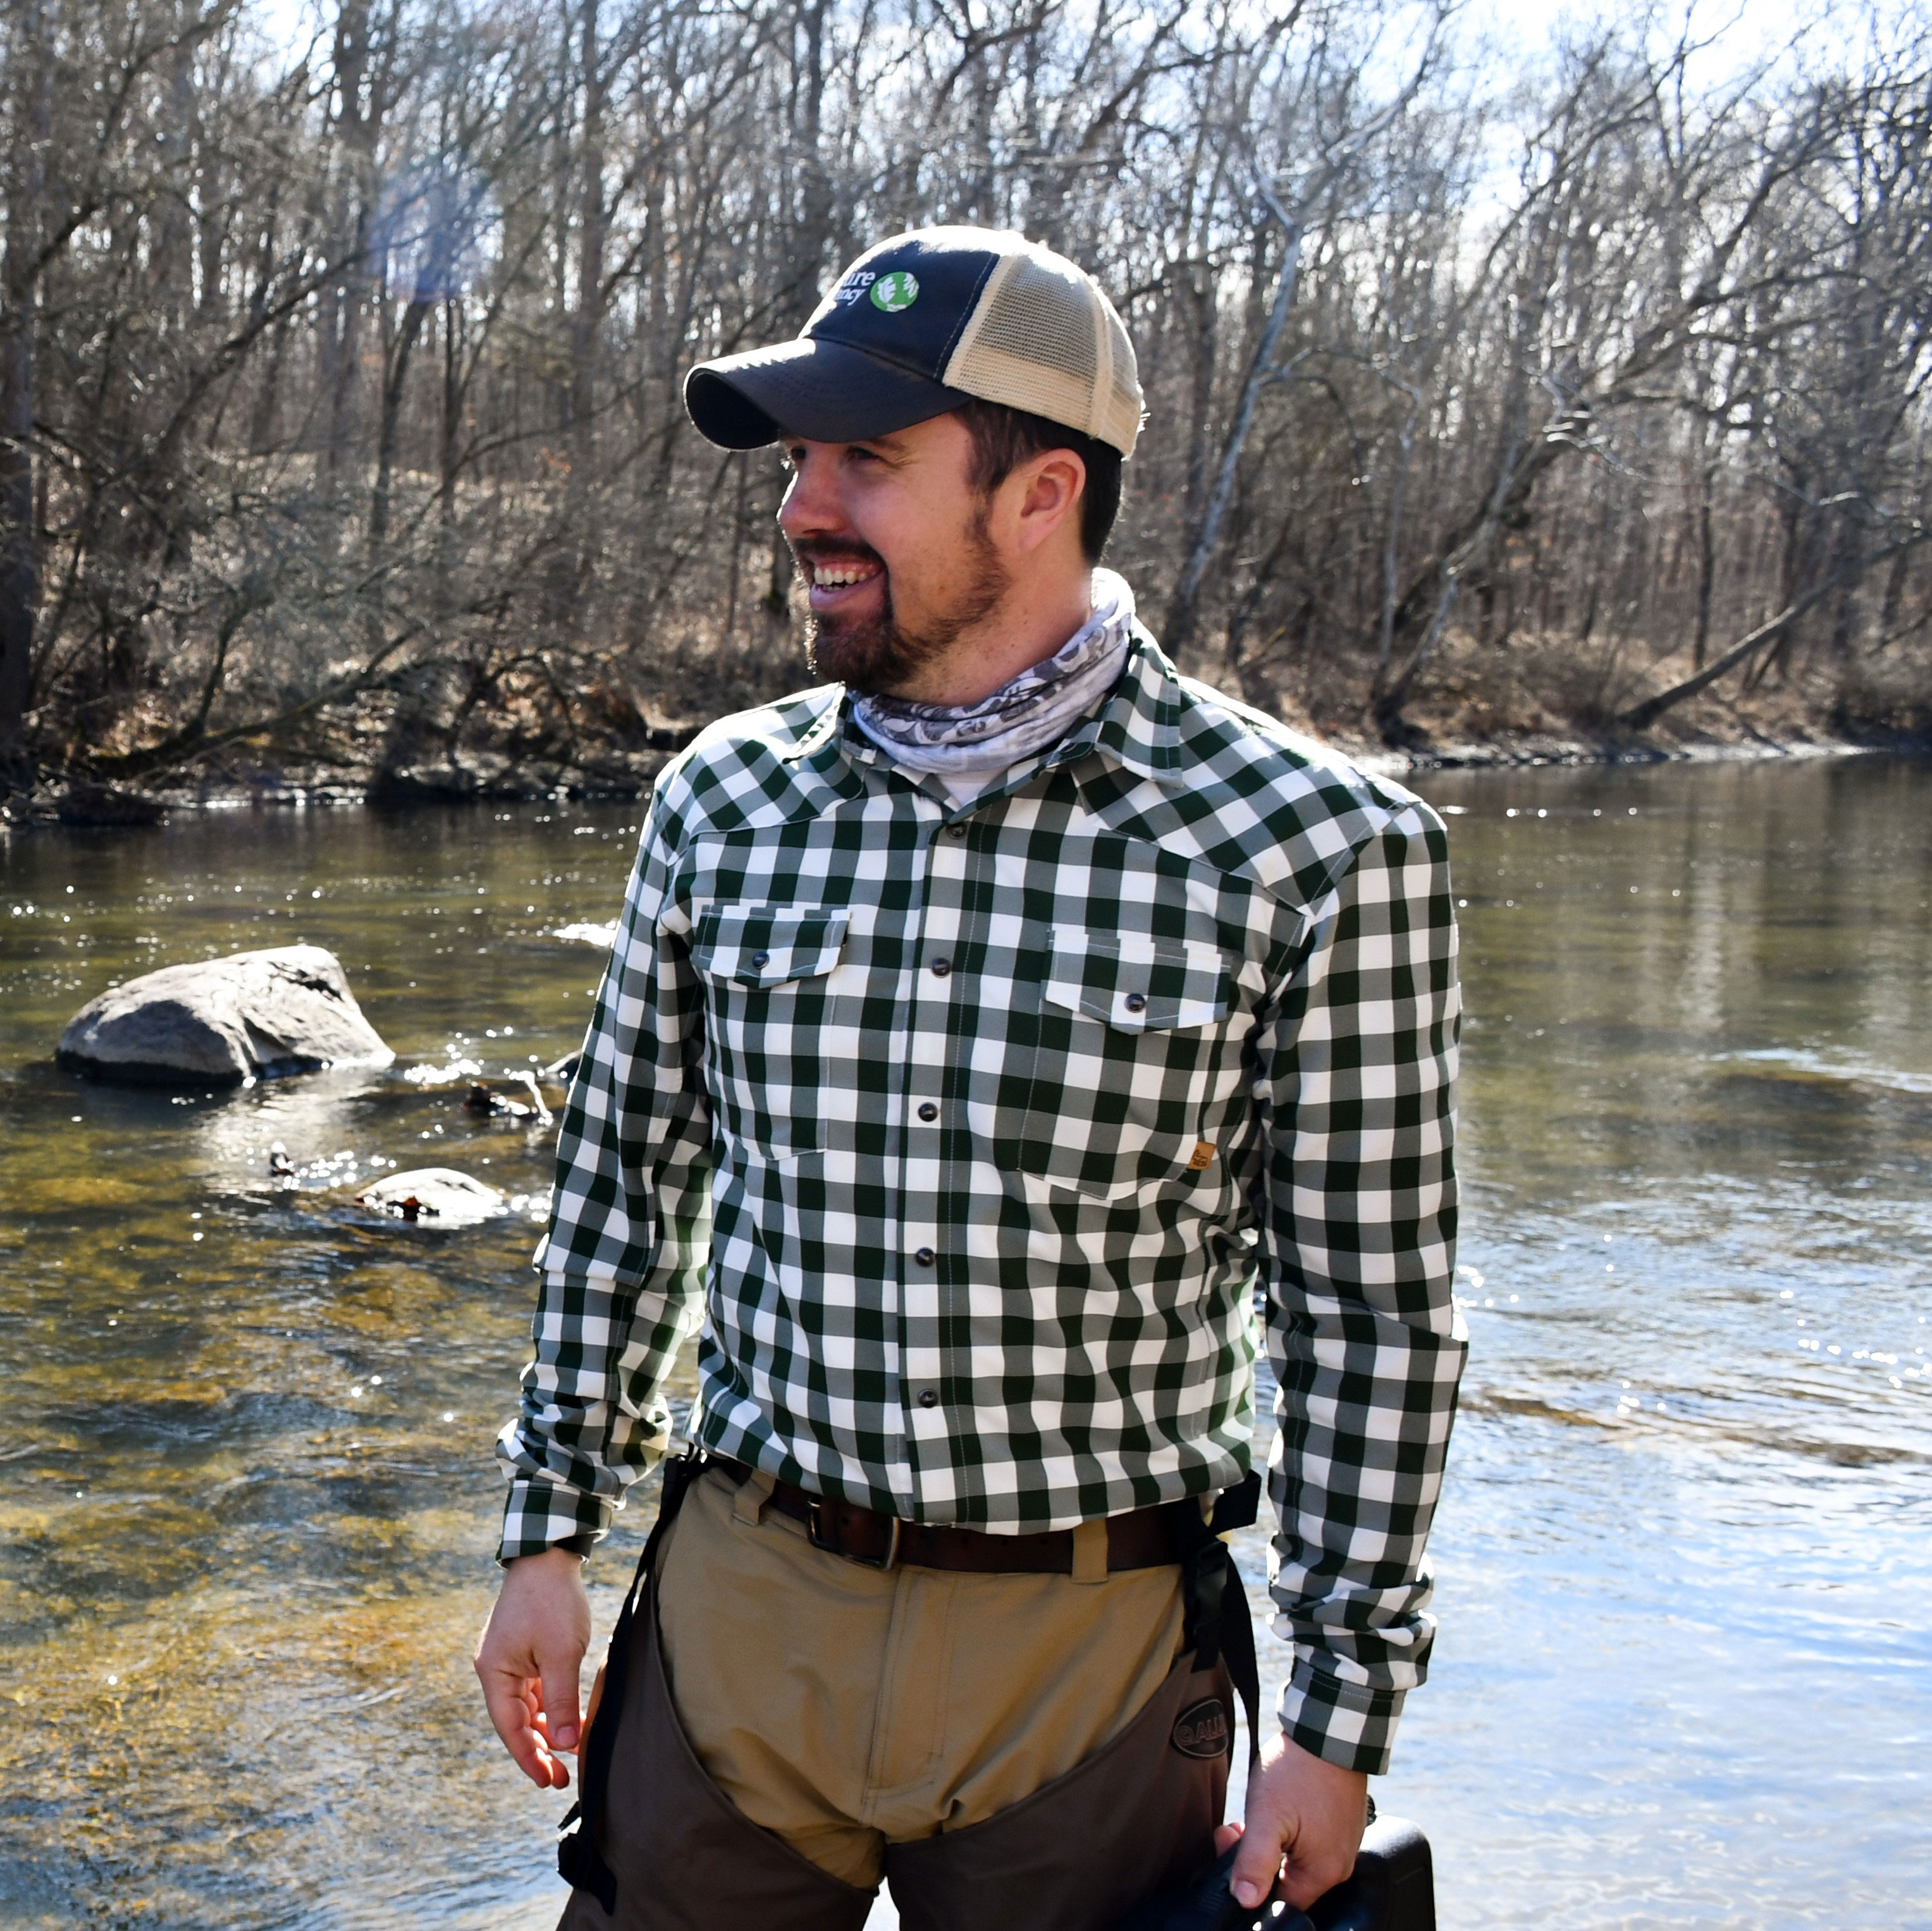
931;958;952;978
914;1246;936;1266
918;1102;938;1122
751;950;770;969
946;822;967;838
918;1389;939;1409
1124;992;1148;1014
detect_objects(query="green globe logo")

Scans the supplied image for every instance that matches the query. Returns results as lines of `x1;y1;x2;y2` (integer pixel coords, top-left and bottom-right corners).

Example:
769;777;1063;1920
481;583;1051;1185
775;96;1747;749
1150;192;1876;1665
870;271;920;314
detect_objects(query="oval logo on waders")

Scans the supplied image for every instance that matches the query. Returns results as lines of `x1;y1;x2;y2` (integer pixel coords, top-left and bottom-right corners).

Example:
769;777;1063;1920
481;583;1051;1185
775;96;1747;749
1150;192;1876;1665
1171;1697;1230;1760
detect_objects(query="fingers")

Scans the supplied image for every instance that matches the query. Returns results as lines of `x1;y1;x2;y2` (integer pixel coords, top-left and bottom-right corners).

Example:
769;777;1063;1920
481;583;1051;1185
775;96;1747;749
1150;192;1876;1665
1231;1736;1368;1910
474;1547;593;1792
1277;1836;1358;1910
477;1660;568;1789
542;1655;583;1756
528;1684;574;1789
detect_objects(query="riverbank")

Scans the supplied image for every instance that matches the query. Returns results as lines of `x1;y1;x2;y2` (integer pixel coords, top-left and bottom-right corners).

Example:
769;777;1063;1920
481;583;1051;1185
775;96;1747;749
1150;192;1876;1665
10;698;1925;825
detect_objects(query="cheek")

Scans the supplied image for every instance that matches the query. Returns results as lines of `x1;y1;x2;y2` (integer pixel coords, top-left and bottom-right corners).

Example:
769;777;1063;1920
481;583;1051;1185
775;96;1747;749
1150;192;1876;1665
866;498;972;596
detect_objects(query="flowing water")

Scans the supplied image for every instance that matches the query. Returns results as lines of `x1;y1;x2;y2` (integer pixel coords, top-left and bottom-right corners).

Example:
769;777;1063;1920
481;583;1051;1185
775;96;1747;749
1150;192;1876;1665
1;756;1927;1929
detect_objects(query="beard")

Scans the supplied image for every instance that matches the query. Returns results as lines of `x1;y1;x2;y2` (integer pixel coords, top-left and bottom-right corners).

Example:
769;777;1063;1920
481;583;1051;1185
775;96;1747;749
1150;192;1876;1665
796;512;1009;697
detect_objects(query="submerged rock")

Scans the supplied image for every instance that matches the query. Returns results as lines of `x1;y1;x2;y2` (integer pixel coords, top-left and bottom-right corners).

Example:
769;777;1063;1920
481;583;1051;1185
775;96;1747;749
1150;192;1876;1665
58;945;395;1088
354;1167;506;1226
464;1076;554;1125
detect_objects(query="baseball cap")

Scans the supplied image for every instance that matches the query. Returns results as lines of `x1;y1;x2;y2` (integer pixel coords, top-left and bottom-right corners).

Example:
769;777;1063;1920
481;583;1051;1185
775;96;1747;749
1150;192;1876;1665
683;226;1143;459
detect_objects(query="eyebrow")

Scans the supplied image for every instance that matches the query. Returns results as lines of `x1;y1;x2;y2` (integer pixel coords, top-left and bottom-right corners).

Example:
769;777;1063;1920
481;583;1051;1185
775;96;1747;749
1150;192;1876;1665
782;431;910;462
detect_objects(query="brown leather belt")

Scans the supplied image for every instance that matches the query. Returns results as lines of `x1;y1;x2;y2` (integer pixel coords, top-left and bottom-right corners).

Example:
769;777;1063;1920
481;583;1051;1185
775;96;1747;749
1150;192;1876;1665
711;1457;1179;1576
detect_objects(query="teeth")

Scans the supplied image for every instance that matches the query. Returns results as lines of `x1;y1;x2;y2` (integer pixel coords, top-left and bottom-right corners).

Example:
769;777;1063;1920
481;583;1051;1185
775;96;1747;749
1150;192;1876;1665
813;565;875;587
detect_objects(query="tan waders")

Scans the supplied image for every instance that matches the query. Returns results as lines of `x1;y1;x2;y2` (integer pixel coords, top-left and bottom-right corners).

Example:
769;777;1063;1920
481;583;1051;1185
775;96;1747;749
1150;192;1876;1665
557;1451;1261;1931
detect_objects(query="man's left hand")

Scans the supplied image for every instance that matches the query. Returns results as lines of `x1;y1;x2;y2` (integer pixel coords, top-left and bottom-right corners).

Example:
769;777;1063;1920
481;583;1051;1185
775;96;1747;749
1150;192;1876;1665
1210;1731;1369;1911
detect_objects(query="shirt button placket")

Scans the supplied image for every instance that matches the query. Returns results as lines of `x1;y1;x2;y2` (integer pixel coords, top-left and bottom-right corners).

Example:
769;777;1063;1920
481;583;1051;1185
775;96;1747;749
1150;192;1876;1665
904;806;965;1456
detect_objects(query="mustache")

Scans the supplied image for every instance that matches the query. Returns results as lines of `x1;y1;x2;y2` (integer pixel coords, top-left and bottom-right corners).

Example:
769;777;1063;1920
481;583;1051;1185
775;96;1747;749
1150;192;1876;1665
789;534;886;573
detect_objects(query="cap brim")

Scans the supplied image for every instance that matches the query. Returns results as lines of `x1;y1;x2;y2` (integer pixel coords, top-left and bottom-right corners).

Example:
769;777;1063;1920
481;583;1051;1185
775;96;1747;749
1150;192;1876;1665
684;337;973;449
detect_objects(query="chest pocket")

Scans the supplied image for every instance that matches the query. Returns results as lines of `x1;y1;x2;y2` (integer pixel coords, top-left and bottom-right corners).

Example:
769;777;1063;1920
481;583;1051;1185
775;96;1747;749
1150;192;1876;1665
1042;929;1231;1031
1020;930;1241;1204
689;905;849;1158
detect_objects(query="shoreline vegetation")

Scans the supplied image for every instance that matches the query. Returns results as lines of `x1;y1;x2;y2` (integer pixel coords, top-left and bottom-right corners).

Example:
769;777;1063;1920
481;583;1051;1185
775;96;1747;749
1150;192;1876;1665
14;697;1925;828
2;1;1928;820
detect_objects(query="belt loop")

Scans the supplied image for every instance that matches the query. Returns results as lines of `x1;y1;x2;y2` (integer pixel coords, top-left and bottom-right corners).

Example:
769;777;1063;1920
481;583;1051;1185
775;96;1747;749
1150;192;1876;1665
732;1469;776;1527
1071;1518;1109;1585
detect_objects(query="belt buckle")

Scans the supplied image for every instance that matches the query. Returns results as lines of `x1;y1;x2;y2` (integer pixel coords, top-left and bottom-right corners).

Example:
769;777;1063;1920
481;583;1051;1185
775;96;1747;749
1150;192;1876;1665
807;1497;901;1573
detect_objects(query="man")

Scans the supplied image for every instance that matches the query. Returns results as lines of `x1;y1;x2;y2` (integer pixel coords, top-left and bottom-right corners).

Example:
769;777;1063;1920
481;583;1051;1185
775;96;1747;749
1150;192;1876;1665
477;226;1465;1931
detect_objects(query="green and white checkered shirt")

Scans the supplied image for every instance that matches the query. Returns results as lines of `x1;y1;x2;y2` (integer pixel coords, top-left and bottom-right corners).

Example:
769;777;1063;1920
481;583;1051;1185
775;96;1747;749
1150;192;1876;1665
498;625;1465;1774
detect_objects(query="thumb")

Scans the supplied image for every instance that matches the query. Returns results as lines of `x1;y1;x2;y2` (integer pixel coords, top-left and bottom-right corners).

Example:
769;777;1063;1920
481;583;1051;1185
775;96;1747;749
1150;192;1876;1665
541;1653;582;1754
1229;1808;1288;1911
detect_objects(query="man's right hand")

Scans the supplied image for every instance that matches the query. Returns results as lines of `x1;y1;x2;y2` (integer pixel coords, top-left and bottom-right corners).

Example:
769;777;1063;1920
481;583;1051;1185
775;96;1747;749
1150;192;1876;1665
475;1546;593;1790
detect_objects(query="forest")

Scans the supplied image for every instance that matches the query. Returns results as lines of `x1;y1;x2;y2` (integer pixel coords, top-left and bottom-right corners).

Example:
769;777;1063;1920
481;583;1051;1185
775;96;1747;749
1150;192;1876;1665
1;0;1928;807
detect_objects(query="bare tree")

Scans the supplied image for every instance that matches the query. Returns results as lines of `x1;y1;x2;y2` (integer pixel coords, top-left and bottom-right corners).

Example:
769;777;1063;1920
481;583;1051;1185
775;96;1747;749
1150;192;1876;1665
0;0;1924;807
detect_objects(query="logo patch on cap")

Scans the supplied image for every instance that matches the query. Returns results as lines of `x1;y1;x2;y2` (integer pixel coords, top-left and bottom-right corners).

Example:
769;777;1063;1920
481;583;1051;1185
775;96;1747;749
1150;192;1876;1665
1171;1698;1230;1760
870;271;920;313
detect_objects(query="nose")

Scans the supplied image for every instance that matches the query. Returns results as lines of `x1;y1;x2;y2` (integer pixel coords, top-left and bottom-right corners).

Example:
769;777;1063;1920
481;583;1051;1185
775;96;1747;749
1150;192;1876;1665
777;443;845;544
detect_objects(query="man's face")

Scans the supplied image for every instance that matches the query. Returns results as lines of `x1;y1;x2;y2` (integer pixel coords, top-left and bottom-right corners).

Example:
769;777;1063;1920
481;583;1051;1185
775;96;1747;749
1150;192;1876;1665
777;413;1008;696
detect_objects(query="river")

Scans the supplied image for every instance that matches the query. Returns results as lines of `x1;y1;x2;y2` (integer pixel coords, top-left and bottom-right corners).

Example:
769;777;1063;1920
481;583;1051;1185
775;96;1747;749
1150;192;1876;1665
2;754;1927;1929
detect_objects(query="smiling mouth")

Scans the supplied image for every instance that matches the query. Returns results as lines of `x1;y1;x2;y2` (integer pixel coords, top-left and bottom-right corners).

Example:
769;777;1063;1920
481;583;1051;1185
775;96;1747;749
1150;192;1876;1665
810;560;882;589
804;555;885;613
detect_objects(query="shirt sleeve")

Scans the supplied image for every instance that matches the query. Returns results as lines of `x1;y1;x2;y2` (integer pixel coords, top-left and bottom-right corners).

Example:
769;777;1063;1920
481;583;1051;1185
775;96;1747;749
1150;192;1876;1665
495;788;713;1561
1250;795;1467;1775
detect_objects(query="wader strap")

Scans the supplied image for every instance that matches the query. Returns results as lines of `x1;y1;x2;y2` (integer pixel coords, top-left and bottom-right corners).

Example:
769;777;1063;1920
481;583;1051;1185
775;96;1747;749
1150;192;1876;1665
1172;1469;1264;1767
557;1444;706;1915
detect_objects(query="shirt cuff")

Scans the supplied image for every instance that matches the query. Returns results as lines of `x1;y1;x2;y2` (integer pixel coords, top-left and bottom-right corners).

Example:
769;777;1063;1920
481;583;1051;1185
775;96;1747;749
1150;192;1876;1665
1278;1653;1407;1777
496;1475;613;1564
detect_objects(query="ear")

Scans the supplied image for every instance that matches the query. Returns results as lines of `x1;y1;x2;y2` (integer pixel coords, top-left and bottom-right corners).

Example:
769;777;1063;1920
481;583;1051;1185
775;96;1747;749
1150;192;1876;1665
1007;447;1086;558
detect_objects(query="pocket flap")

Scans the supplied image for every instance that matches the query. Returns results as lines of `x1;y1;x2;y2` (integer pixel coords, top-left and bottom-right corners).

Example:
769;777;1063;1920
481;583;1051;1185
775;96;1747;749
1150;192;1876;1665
1042;930;1231;1031
1017;1132;1224;1205
692;905;849;987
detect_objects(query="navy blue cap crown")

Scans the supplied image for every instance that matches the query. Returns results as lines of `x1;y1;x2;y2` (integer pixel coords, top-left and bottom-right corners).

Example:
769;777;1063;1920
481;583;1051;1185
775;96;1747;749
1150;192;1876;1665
799;235;1006;380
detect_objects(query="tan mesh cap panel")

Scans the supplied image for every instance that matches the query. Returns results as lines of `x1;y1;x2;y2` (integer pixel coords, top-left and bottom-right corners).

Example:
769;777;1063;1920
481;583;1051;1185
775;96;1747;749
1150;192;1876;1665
943;241;1143;457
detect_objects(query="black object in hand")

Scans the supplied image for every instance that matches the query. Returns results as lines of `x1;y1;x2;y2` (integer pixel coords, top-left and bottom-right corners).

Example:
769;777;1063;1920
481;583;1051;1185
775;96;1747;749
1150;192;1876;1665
1114;1814;1435;1931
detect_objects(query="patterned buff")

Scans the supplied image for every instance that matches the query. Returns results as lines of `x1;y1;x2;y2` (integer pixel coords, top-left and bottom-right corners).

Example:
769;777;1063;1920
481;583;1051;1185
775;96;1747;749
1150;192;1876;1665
498;623;1467;1777
850;568;1135;778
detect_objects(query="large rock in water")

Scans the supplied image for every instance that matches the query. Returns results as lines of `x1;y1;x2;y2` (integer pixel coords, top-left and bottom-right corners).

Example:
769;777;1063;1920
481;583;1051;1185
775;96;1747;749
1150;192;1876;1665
58;945;394;1086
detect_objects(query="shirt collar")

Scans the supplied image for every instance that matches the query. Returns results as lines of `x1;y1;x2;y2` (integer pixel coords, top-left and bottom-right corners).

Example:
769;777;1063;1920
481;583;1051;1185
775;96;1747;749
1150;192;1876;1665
1035;625;1185;781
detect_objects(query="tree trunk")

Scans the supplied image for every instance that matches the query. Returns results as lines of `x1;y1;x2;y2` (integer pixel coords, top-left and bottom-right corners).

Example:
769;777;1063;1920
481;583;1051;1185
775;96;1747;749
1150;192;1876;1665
763;0;831;658
0;0;50;799
324;0;375;484
1692;459;1716;671
1166;213;1304;656
371;295;433;551
1372;396;1420;688
559;0;607;627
